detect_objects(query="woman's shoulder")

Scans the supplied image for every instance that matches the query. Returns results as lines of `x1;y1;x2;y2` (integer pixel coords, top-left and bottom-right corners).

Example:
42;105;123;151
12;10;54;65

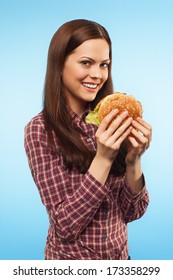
24;111;61;150
25;111;44;127
24;111;46;141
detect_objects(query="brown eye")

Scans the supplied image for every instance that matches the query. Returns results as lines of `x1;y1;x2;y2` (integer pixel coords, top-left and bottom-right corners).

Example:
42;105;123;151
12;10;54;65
100;63;109;68
80;60;91;66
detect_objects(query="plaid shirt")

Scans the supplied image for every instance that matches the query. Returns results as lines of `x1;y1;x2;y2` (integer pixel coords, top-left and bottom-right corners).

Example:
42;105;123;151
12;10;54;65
24;110;149;260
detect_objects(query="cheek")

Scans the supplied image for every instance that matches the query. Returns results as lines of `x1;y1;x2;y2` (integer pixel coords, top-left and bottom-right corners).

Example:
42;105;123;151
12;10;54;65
74;66;88;80
102;71;109;82
67;65;87;81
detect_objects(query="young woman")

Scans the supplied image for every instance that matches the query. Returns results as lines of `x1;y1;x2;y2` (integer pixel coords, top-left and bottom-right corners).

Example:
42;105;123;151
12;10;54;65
24;19;152;260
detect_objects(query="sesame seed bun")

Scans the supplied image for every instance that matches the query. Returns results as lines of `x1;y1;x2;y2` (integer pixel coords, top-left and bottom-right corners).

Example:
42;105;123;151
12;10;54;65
98;92;143;121
85;92;143;126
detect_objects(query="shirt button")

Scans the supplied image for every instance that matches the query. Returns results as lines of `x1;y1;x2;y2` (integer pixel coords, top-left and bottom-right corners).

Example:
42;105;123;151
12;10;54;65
32;169;37;177
103;232;107;238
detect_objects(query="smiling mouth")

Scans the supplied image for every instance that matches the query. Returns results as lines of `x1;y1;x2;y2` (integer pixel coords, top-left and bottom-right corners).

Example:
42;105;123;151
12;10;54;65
82;82;98;89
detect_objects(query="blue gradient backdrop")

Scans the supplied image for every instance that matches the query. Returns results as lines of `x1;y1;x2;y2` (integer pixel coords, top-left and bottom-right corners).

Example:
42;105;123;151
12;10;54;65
0;0;173;259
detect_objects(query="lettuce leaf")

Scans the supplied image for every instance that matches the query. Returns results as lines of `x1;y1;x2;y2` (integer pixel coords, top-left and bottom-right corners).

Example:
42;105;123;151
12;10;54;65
85;104;101;126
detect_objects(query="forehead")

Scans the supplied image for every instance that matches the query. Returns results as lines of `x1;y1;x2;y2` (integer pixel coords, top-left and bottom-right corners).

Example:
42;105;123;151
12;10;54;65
72;39;110;60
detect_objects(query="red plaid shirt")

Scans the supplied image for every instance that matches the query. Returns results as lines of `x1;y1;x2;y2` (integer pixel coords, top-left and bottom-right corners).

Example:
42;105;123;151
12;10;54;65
24;110;149;260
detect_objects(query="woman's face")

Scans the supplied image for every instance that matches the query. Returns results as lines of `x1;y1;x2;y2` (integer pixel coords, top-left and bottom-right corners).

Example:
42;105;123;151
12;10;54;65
62;38;110;115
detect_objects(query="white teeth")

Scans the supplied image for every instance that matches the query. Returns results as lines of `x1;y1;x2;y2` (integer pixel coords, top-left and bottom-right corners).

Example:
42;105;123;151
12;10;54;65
83;83;97;89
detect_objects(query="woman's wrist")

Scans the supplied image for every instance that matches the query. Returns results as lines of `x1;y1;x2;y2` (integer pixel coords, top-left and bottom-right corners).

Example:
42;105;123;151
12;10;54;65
88;154;112;185
125;158;144;193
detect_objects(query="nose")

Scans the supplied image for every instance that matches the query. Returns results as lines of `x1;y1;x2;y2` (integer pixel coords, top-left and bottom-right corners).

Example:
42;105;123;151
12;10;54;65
89;66;101;79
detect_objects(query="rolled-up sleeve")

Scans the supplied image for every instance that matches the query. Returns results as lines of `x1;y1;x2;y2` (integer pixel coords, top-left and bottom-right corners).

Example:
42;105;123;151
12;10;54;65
53;171;110;241
119;175;149;223
24;119;110;241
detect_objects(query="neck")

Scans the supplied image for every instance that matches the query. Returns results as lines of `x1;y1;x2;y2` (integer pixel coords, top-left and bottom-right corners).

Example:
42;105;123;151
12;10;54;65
67;98;86;116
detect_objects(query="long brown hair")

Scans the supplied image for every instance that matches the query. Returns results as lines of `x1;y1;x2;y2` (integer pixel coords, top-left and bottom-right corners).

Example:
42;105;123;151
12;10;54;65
43;19;126;174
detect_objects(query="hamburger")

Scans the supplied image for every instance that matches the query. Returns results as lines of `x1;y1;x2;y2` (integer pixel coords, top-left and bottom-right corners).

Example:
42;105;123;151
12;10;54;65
85;92;143;126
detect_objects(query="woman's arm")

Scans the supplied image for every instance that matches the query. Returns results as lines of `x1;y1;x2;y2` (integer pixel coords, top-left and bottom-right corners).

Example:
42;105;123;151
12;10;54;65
125;158;144;193
89;109;132;184
118;117;152;222
24;109;132;242
24;119;110;242
125;117;152;193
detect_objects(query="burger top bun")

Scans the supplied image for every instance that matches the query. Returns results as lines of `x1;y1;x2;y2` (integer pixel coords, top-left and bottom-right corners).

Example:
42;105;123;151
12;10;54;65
98;92;143;121
85;92;143;126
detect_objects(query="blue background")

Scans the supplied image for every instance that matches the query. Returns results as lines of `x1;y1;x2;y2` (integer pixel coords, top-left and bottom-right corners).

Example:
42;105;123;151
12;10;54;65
0;0;173;260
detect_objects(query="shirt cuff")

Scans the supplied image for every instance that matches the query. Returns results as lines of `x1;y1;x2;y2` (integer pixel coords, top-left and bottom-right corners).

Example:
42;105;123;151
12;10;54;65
123;173;148;204
62;170;111;230
81;170;111;205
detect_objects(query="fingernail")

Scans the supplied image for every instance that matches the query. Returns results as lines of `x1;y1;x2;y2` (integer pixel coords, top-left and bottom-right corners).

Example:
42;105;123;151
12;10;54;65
123;111;128;116
113;109;118;113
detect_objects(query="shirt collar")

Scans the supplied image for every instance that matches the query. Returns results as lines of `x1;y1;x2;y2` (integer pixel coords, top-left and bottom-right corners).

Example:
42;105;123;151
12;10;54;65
68;105;91;122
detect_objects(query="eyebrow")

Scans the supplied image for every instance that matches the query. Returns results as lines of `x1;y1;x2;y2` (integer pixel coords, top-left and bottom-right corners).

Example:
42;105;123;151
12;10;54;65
80;56;110;63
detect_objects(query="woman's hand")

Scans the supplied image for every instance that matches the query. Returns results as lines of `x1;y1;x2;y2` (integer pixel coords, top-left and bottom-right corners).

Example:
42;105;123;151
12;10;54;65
89;109;132;185
125;117;152;166
95;109;133;165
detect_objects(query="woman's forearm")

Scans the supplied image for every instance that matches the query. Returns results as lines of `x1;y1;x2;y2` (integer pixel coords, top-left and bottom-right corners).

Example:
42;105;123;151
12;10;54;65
88;155;112;185
125;158;144;193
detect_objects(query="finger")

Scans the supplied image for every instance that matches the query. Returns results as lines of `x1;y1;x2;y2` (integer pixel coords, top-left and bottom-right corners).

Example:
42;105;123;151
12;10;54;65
128;136;139;148
131;128;149;147
112;126;133;149
132;119;152;140
136;117;152;132
107;115;132;138
132;120;149;136
128;134;149;154
98;109;119;132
